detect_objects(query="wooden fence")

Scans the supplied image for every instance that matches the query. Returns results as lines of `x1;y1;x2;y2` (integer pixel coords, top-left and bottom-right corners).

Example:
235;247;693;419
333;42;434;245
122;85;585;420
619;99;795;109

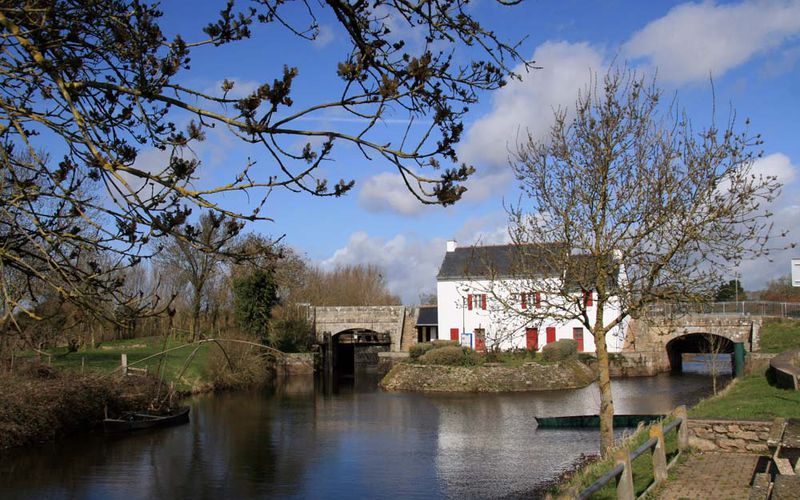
571;406;689;500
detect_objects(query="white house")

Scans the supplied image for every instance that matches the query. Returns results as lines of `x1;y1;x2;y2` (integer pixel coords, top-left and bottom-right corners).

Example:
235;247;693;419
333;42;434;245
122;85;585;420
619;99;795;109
435;241;626;353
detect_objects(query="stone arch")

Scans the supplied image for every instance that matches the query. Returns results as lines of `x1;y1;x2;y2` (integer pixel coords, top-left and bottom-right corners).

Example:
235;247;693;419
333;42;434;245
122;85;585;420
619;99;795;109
331;328;391;375
665;332;735;373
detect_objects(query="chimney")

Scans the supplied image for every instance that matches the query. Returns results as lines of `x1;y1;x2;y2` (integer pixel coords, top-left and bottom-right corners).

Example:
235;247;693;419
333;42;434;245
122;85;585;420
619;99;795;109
446;240;457;253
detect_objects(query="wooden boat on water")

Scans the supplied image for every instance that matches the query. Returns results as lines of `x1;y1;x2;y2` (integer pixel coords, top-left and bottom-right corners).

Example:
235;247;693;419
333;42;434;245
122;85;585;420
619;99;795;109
103;406;190;433
534;414;664;429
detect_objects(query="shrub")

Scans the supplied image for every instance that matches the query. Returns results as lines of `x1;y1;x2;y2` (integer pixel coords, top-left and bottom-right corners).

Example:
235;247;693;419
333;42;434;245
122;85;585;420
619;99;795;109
269;317;313;353
542;339;578;362
417;345;481;366
409;342;436;360
578;353;597;364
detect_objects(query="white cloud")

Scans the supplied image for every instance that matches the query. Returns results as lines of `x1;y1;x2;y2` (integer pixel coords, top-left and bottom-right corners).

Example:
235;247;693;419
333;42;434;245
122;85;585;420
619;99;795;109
319;214;511;303
357;172;433;216
624;0;800;84
735;152;799;289
738;201;800;289
457;41;605;203
321;231;445;303
751;152;797;185
313;24;335;47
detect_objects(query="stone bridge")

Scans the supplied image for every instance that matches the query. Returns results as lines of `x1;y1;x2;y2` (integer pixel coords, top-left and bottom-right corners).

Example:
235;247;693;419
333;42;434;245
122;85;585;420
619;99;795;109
310;306;420;352
620;314;762;375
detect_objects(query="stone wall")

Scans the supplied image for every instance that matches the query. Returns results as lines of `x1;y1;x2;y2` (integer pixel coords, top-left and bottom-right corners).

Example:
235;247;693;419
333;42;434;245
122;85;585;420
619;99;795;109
687;419;771;454
746;352;777;375
608;351;671;377
400;307;419;352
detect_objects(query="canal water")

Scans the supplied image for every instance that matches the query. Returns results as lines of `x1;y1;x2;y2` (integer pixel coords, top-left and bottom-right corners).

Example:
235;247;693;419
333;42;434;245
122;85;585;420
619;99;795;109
0;373;720;499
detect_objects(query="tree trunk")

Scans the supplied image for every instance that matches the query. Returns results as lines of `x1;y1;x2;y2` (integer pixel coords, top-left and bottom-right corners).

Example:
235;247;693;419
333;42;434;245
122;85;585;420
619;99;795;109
595;328;615;456
191;295;202;342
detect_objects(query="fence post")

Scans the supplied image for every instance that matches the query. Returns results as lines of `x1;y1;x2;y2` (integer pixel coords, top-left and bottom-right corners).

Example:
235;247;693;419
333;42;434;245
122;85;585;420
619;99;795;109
614;449;634;500
675;405;689;451
650;423;668;484
121;353;127;376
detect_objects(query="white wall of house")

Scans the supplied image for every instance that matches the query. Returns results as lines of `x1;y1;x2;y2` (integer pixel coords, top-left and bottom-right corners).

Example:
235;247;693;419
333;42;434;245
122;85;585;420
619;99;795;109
435;277;626;353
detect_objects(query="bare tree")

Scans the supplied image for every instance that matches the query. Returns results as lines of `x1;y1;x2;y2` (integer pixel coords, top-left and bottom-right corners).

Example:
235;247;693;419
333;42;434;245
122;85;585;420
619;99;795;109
700;333;728;396
500;68;780;455
0;0;530;324
155;212;241;340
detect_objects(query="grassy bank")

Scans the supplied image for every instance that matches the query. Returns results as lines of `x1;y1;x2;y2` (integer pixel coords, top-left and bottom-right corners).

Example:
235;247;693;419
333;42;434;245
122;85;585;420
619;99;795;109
759;317;800;353
13;335;275;392
689;369;800;420
553;418;682;499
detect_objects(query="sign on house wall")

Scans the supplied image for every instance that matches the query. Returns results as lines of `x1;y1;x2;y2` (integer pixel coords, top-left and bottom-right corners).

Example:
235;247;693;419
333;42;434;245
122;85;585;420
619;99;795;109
792;258;800;287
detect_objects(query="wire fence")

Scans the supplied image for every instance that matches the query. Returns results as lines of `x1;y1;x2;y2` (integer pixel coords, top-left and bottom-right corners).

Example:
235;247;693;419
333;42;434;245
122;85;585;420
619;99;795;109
646;301;800;318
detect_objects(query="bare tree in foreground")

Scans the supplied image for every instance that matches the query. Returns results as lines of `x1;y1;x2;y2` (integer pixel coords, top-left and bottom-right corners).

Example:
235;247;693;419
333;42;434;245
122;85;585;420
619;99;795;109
700;333;728;396
0;0;530;329
504;68;780;455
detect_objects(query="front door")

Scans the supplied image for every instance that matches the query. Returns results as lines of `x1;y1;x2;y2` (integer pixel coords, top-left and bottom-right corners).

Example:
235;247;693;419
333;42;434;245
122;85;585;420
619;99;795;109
474;328;486;351
526;328;538;350
546;326;556;344
450;328;459;341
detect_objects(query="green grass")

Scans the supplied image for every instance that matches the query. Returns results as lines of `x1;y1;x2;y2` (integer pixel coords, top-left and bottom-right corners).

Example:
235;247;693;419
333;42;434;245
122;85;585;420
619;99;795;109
690;369;800;420
18;336;213;391
759;318;800;353
557;420;680;499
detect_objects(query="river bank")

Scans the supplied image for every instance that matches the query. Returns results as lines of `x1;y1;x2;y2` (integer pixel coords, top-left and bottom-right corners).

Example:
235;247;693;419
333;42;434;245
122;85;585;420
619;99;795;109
0;336;277;451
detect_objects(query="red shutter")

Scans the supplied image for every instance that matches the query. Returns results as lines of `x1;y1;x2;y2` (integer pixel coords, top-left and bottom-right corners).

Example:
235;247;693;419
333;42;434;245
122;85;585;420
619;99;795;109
521;293;527;309
481;294;487;310
584;290;593;307
467;294;473;311
535;291;541;308
450;328;459;341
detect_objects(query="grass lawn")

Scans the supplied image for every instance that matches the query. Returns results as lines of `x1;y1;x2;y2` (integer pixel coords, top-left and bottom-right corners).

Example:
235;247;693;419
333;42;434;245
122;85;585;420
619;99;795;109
759;318;800;353
18;336;214;391
689;370;800;420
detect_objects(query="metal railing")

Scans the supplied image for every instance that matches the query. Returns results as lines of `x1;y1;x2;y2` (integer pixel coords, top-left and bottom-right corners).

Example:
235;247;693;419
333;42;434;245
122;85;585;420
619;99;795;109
574;406;689;500
646;301;800;318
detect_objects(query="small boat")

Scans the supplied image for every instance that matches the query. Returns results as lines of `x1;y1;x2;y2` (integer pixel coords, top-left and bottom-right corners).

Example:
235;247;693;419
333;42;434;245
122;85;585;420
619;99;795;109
534;414;664;429
103;406;190;433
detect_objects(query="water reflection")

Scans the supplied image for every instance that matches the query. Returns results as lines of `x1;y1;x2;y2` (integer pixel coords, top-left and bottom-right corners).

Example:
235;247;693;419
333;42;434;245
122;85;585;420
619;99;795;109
0;373;719;499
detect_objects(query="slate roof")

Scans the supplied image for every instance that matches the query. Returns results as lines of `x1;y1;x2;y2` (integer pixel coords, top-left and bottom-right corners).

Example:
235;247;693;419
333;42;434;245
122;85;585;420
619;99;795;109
416;306;438;326
437;243;561;279
436;243;618;288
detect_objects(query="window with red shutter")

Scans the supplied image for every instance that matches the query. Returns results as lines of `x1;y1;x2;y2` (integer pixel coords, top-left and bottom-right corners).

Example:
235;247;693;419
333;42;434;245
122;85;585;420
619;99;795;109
481;294;487;310
467;294;473;311
584;290;593;307
535;291;541;308
521;293;527;309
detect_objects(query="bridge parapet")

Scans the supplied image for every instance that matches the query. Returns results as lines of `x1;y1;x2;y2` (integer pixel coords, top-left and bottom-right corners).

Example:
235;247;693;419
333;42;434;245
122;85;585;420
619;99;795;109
626;314;762;353
310;305;420;352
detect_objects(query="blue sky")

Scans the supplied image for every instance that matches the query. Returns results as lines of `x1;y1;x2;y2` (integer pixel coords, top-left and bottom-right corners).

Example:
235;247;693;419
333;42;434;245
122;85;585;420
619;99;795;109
152;0;800;302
